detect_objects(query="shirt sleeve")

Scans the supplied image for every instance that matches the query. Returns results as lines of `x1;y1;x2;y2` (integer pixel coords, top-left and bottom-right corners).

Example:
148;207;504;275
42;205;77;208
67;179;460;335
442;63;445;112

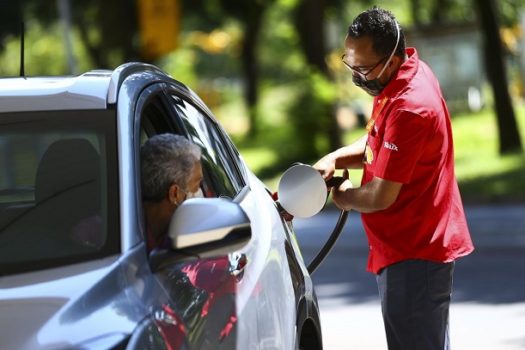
374;109;433;184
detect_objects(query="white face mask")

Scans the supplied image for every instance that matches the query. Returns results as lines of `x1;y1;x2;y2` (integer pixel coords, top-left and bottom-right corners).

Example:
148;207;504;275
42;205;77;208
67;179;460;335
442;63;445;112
184;188;204;200
173;187;204;206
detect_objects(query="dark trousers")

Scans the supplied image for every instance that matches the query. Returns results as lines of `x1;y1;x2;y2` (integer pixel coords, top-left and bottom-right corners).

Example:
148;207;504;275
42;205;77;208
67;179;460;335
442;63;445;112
376;259;455;350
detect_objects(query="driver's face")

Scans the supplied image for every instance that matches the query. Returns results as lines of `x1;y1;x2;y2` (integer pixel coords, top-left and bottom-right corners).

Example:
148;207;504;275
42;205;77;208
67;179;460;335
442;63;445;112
187;162;203;194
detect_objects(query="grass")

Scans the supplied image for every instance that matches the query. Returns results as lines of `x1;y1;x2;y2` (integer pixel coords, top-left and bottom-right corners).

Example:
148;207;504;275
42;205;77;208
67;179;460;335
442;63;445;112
452;105;525;203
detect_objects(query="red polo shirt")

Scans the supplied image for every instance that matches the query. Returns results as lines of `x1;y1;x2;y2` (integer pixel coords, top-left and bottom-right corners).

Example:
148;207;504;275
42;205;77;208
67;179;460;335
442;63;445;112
361;48;474;274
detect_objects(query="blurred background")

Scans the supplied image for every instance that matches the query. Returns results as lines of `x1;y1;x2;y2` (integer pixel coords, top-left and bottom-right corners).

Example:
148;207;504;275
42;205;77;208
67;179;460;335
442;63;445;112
0;0;524;203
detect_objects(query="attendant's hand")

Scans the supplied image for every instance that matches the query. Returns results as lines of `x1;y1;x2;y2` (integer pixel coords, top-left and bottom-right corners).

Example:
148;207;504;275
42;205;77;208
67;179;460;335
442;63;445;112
332;169;353;211
313;154;336;181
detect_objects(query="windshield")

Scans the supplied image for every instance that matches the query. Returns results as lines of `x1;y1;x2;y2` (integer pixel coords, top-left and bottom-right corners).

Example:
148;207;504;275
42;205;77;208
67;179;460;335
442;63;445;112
0;110;120;276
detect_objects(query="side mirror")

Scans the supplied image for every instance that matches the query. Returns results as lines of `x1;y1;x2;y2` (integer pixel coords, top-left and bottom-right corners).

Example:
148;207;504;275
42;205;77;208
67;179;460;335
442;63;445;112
168;197;251;254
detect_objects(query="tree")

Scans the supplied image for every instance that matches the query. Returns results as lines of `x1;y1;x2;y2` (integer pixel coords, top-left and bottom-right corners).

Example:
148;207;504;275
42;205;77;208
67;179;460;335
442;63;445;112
475;0;523;154
407;0;523;154
293;0;343;156
19;0;140;69
75;0;140;68
215;0;274;137
294;0;330;76
181;0;274;137
408;0;474;27
0;2;24;46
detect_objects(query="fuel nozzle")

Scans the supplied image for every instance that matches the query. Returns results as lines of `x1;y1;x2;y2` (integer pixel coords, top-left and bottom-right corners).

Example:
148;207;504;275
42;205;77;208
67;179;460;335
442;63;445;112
325;176;345;189
275;164;350;274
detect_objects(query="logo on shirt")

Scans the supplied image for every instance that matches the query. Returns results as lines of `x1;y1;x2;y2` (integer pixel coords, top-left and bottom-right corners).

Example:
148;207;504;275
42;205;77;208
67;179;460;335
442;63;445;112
383;141;399;151
364;143;374;164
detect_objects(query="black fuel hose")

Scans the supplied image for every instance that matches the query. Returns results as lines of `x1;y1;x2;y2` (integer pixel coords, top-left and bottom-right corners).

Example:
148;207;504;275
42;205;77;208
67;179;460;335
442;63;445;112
307;176;348;274
307;209;348;274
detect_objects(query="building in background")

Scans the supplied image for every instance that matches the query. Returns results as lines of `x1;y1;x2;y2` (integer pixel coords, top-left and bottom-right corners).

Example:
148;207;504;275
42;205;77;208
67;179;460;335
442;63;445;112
407;24;484;113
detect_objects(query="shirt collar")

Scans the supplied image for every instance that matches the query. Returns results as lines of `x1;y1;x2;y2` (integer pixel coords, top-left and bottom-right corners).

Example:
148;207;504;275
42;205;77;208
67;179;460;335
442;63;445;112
377;47;419;100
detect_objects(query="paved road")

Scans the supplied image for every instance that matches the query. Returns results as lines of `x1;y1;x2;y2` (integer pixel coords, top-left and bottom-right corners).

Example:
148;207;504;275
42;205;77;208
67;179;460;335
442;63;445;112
294;204;525;350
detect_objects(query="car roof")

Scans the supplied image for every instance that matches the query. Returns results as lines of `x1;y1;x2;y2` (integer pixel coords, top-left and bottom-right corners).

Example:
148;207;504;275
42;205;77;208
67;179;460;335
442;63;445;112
0;71;113;112
0;63;176;113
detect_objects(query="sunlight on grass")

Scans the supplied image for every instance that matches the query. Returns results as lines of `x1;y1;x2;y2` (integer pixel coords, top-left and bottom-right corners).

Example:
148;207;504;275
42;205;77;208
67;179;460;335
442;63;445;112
452;107;524;158
239;147;278;175
452;105;525;201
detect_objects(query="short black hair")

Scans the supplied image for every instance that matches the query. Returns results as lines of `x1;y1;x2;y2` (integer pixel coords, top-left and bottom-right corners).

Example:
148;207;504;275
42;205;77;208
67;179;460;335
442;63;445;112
347;7;405;58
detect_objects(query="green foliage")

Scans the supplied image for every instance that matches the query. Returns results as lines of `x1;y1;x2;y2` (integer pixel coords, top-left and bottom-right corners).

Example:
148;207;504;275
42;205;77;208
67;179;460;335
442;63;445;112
232;69;339;179
286;69;337;161
0;21;93;76
499;0;525;26
452;105;525;202
158;48;199;88
259;1;304;82
340;0;524;27
343;0;412;24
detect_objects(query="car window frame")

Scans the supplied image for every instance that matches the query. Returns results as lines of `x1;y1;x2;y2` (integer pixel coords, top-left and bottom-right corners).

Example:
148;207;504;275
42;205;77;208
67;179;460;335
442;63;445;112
133;83;251;252
133;85;186;247
165;90;247;194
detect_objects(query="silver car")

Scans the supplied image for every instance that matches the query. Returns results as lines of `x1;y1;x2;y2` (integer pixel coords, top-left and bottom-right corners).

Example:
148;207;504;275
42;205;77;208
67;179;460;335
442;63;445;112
0;63;323;349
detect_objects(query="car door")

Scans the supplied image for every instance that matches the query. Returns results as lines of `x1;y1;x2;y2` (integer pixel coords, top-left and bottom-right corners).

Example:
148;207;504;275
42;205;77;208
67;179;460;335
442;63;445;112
166;93;297;349
133;85;245;349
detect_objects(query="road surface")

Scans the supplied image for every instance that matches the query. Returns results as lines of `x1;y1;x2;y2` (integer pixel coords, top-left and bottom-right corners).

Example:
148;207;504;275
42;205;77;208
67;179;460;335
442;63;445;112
294;204;525;350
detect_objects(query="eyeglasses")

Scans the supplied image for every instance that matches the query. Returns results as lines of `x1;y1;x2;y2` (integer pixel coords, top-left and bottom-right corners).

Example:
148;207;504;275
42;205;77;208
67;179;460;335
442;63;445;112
341;54;388;79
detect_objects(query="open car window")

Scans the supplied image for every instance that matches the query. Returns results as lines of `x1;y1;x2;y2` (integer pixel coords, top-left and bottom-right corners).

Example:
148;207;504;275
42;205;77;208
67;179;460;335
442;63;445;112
169;95;245;199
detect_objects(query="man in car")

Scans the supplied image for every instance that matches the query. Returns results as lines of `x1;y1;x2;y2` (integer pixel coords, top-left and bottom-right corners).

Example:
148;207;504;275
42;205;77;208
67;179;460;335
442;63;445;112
141;133;203;251
314;7;474;350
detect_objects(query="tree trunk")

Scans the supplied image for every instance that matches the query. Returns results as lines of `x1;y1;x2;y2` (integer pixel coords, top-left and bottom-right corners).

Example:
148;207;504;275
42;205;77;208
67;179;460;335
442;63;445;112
475;0;522;154
294;0;342;152
295;0;329;75
241;6;264;137
409;0;422;27
76;16;107;68
431;0;452;24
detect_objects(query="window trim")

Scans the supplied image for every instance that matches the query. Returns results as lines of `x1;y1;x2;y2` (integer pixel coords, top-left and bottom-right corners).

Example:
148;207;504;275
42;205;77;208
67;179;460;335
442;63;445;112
165;90;247;192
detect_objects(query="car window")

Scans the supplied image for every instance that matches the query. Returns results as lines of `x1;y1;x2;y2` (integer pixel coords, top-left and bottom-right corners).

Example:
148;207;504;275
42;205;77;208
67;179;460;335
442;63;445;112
139;92;181;145
170;95;245;199
0;110;120;275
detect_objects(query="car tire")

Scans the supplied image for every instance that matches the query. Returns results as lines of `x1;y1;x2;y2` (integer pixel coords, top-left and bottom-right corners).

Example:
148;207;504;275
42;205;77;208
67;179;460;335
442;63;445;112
297;318;322;350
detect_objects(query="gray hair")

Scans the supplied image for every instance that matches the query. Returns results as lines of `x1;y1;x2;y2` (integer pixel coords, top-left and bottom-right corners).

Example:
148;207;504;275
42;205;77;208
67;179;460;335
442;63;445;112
141;133;201;202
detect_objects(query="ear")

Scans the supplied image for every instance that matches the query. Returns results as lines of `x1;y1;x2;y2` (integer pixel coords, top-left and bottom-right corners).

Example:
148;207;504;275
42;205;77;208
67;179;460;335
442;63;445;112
390;54;403;70
167;183;181;205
